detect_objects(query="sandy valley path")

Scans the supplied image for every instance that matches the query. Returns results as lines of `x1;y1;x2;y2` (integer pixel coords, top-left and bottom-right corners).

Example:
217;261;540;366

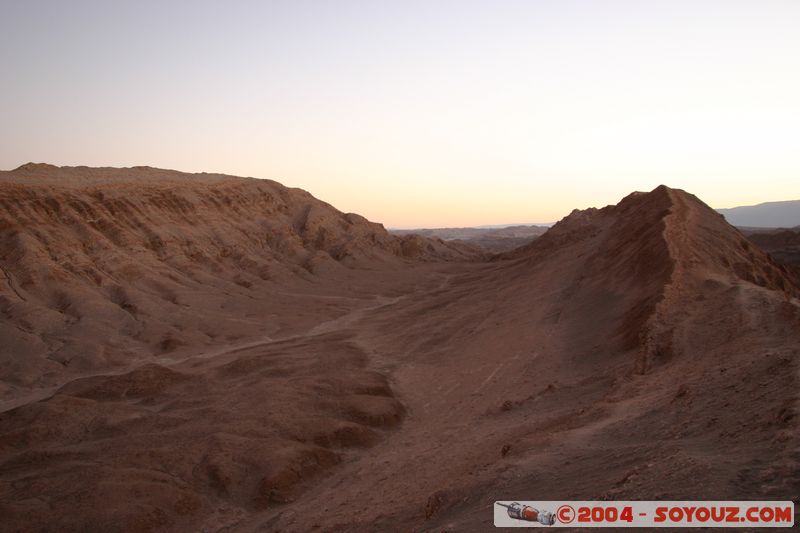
2;169;799;532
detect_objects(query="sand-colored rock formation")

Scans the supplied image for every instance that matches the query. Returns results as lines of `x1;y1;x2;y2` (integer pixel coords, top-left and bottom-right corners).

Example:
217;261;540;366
0;164;475;396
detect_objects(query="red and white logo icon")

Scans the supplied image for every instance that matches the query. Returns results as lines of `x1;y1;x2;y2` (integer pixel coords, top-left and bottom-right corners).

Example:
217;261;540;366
557;504;576;524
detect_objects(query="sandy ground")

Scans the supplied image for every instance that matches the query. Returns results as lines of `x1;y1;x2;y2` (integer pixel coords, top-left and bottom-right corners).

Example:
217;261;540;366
1;167;799;532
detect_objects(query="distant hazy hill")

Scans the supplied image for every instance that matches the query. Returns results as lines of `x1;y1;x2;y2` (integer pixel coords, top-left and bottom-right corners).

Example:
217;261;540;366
389;225;548;253
716;199;800;228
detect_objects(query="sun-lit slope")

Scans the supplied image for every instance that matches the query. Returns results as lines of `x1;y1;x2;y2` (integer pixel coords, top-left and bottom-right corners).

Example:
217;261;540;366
0;164;476;394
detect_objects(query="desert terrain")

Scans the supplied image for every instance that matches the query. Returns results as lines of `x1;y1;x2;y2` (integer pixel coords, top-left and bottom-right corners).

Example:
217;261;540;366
742;227;800;279
389;225;549;254
1;165;799;532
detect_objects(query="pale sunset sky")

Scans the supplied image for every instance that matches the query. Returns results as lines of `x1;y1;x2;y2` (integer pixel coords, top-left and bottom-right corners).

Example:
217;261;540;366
1;1;799;227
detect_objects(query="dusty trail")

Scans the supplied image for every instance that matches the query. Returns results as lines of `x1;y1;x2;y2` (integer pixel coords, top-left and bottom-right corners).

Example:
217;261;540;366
230;187;800;532
232;267;522;532
0;261;477;532
3;177;799;532
0;272;455;415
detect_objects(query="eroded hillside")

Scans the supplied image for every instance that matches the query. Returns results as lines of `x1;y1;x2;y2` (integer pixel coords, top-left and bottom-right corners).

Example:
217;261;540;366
0;164;475;398
0;174;798;532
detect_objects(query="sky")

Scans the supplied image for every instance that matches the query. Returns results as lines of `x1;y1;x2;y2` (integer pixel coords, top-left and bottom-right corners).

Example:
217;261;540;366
1;1;799;228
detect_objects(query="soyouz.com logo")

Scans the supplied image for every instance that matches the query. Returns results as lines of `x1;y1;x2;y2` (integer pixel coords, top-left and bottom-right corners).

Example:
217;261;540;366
493;501;795;527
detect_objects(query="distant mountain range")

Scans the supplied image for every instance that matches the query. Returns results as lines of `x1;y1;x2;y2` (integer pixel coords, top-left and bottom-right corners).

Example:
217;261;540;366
716;199;800;228
390;197;800;253
389;224;548;253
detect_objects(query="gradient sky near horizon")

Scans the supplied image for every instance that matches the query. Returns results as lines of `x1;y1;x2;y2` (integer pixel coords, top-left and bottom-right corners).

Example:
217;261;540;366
1;1;799;227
